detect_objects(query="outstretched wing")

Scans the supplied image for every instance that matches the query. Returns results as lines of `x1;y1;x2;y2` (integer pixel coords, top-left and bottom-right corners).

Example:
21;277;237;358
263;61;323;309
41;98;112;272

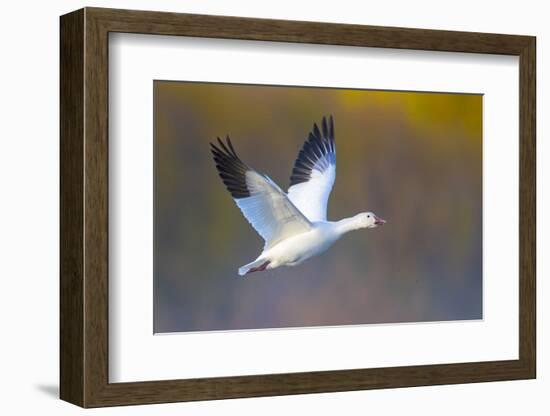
287;115;336;222
211;137;312;250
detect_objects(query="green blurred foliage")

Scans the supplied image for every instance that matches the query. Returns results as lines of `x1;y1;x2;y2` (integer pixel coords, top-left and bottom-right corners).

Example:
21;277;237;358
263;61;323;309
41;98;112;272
154;81;482;333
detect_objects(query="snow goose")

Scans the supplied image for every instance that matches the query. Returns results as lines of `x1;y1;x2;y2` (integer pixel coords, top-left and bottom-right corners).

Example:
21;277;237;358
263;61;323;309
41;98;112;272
210;115;386;276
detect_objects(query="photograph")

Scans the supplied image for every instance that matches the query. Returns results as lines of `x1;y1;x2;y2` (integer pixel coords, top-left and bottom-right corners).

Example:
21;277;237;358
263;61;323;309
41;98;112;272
52;4;539;410
153;81;483;333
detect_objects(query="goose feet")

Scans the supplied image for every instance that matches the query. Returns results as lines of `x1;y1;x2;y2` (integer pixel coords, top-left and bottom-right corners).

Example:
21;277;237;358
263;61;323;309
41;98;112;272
247;261;270;274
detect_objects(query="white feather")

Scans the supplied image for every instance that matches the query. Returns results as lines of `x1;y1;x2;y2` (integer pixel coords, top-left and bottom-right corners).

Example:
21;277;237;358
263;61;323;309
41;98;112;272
235;171;312;250
287;157;336;221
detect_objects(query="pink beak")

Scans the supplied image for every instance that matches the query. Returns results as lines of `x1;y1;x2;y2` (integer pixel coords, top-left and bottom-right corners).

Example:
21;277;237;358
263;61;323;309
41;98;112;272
374;215;386;225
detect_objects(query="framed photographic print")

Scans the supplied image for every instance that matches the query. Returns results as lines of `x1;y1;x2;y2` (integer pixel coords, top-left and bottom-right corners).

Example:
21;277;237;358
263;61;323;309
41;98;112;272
60;7;536;408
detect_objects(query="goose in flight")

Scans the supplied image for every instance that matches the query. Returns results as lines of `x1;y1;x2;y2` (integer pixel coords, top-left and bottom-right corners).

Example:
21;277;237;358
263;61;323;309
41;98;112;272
210;116;386;276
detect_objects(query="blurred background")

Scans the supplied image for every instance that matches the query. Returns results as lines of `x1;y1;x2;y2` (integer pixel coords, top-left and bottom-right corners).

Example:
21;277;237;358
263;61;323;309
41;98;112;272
154;80;482;333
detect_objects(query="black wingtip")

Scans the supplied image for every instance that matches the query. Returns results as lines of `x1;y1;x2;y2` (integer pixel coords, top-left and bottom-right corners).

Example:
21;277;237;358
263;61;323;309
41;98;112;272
321;116;328;138
225;136;239;158
313;115;334;139
210;135;250;199
312;122;321;139
289;115;336;188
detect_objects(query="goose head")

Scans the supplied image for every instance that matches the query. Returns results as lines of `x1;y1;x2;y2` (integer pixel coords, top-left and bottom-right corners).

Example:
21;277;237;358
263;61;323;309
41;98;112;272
357;212;386;229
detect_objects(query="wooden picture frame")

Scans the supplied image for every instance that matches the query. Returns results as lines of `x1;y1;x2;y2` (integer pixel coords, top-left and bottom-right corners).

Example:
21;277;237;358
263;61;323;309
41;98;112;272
60;7;536;408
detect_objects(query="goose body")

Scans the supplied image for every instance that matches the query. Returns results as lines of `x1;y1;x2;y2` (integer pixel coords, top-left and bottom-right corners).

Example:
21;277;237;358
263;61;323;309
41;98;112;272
246;221;339;273
210;116;385;276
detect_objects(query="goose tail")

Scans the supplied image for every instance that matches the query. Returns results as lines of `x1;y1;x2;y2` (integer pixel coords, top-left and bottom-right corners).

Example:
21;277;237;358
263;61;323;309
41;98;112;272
238;258;270;276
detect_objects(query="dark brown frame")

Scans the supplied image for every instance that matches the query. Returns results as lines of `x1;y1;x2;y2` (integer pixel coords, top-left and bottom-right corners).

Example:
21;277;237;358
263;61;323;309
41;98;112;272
60;7;536;408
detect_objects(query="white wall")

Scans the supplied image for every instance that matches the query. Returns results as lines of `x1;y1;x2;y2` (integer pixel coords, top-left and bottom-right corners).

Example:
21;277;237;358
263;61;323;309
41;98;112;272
0;0;545;414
